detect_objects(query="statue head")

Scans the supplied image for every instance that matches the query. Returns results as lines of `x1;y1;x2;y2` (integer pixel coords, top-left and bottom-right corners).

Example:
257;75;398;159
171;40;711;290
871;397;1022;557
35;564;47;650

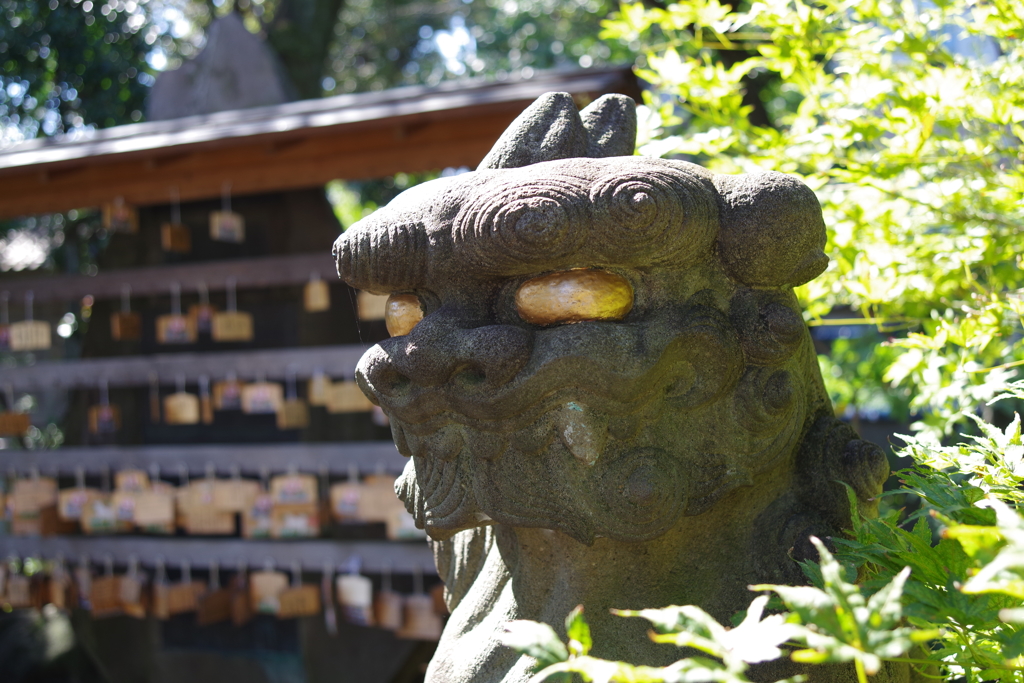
334;92;887;549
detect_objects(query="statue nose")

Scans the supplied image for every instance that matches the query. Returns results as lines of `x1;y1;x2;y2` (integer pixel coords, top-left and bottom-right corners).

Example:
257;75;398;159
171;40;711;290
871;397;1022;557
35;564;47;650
356;308;534;399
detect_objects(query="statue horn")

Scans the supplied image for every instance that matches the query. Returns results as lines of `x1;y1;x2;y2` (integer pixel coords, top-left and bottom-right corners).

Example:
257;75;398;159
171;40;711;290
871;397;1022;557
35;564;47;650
477;92;588;170
580;94;637;158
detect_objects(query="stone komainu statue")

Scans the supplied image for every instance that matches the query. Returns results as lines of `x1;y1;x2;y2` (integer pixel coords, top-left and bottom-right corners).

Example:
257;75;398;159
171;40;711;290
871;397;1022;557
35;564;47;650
334;93;891;683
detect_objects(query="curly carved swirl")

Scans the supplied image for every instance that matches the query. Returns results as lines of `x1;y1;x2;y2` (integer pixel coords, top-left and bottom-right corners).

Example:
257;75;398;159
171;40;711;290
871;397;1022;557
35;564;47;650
452;176;591;273
730;289;806;366
733;367;796;436
589;168;717;265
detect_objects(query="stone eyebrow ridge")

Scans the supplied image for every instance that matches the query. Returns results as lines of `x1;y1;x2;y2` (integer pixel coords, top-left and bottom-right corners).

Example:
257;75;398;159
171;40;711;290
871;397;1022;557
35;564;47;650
334;218;429;292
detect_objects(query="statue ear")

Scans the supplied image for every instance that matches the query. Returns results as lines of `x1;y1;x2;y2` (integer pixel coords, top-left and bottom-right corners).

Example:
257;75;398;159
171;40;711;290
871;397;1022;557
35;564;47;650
580;94;637;157
477;92;588;170
714;171;828;288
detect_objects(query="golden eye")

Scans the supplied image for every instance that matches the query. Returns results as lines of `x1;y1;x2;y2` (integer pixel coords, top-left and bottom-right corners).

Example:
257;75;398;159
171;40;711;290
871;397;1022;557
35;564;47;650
515;269;633;326
385;293;424;336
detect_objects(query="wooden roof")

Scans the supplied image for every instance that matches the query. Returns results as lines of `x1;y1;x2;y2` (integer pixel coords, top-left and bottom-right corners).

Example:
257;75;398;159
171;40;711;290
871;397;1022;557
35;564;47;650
0;67;639;220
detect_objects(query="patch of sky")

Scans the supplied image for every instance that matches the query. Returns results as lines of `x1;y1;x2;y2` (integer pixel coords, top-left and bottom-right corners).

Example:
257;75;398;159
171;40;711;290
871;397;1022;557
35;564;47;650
432;16;476;76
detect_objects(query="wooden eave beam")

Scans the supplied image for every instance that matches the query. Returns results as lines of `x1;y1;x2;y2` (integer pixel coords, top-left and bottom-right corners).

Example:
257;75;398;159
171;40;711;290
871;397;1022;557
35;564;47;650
0;66;642;219
0;104;517;218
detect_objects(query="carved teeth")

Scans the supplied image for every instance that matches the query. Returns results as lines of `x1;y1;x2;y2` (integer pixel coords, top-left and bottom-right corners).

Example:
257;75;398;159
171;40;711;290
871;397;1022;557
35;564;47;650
555;401;607;466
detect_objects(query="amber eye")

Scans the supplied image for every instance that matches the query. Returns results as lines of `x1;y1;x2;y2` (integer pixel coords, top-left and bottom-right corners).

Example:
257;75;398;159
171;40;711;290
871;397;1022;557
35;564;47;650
385;293;425;336
515;269;633;326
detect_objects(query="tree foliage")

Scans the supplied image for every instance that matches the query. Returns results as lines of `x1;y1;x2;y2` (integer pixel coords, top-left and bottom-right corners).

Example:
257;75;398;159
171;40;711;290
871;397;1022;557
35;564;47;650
0;0;633;141
0;0;155;140
602;0;1024;437
185;0;631;99
323;0;629;94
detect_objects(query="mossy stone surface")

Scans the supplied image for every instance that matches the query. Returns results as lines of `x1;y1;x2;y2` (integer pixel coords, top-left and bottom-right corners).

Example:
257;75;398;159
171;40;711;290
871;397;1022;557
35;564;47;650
334;93;889;683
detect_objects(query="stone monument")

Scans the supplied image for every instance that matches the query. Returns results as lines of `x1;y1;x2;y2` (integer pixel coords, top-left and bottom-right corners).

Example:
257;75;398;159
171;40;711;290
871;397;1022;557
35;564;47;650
148;13;294;121
333;93;890;683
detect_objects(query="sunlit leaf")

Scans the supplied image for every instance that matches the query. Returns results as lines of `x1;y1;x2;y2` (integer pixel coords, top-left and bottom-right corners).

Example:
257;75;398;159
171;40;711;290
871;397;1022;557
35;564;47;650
501;620;570;669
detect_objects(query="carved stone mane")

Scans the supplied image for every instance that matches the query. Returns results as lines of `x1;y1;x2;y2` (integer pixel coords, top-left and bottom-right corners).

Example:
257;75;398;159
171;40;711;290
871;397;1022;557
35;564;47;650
333;92;889;683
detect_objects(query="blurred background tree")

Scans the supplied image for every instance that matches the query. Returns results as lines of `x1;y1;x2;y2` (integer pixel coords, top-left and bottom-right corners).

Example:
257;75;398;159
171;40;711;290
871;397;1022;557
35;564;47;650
0;0;634;140
0;0;153;141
